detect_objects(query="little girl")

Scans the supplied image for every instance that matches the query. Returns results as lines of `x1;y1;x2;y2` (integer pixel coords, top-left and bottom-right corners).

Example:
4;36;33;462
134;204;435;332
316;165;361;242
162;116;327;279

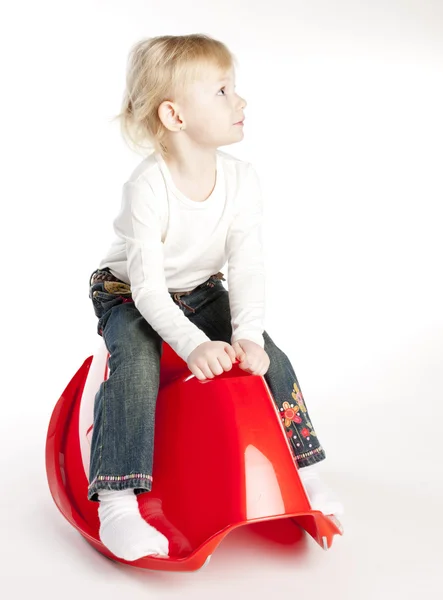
88;33;343;562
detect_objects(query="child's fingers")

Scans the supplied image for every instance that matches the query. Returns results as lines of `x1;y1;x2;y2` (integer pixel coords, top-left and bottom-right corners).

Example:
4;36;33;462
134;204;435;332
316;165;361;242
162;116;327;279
225;345;237;362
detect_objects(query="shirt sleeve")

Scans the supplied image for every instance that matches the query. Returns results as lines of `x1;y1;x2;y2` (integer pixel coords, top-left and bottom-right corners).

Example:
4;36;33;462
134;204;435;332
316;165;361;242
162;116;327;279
113;179;211;363
226;163;266;348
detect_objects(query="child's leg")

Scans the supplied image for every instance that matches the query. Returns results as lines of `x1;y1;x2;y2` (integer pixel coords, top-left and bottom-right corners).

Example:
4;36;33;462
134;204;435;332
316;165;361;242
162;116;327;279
261;333;326;469
88;279;170;560
88;297;162;501
261;332;343;516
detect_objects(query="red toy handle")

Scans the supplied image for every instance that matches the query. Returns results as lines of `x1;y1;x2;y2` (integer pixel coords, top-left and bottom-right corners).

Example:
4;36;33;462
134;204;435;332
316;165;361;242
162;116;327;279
196;359;255;383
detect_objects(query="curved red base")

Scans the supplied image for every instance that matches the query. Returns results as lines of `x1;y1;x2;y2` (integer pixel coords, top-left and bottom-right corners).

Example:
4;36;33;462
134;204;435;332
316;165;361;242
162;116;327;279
45;342;343;571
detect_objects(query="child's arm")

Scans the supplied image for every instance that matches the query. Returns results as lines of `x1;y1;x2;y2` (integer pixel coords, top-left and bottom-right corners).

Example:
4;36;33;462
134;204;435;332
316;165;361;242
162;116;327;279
226;163;266;349
113;179;211;363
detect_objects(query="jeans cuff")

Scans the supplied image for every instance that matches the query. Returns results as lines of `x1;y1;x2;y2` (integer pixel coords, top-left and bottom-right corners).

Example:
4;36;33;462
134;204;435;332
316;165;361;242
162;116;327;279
295;446;326;469
87;474;153;502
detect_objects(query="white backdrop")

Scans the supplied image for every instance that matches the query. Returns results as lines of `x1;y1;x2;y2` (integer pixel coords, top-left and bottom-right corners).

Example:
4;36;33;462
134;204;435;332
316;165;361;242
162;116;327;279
2;0;442;598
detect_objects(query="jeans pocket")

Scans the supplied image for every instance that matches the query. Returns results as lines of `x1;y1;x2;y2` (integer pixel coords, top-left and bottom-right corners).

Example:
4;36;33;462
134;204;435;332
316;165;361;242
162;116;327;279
90;282;132;320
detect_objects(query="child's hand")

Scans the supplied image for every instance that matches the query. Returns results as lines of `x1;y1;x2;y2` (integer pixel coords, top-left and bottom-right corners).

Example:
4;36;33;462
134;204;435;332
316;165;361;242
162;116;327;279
231;339;270;376
187;341;237;381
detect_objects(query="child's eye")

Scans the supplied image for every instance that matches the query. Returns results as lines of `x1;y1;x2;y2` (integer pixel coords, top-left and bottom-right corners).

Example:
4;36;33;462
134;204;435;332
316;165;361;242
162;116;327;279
217;85;236;96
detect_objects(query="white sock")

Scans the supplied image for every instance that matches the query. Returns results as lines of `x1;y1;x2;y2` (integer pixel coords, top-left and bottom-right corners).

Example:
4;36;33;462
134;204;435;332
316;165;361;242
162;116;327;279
298;464;344;517
97;488;169;561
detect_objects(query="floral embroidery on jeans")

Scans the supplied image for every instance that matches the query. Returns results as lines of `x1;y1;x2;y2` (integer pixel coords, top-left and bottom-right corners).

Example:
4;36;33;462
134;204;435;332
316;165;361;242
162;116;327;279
279;381;317;444
292;380;307;413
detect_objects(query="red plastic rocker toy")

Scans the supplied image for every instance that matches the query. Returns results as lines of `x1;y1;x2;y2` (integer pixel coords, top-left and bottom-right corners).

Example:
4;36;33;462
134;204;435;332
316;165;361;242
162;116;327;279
45;338;343;572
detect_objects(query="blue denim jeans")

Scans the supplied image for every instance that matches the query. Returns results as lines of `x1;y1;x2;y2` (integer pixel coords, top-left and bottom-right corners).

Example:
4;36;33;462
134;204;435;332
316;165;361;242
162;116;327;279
87;267;326;502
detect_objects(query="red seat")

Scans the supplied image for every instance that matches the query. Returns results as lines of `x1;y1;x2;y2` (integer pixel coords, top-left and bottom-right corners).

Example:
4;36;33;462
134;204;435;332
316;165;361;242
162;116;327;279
45;338;343;572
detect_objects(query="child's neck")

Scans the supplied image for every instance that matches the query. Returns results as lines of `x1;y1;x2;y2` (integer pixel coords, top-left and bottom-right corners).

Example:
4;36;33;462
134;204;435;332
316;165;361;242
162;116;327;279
160;150;218;203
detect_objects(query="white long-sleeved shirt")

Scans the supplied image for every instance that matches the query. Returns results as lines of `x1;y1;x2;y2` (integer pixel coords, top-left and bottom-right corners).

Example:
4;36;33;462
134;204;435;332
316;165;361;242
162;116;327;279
97;149;266;363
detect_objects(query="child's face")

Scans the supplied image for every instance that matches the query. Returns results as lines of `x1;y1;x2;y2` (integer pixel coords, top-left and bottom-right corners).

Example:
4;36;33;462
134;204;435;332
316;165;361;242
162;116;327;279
179;65;247;147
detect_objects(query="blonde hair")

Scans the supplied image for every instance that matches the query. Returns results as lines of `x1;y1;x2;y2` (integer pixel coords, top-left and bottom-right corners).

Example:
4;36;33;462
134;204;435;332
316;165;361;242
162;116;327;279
111;34;237;157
